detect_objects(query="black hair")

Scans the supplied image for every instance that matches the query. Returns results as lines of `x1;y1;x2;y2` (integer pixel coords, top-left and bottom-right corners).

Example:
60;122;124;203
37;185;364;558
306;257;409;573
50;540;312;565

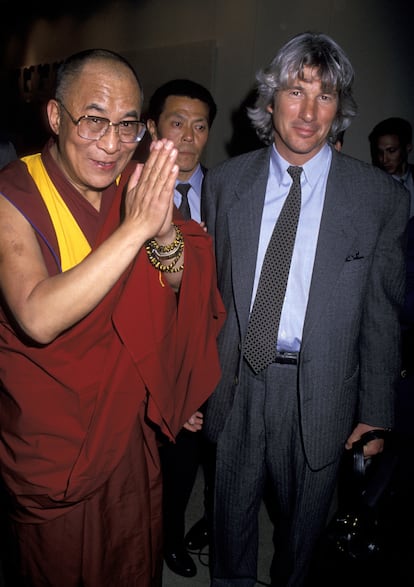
147;79;217;127
368;117;412;148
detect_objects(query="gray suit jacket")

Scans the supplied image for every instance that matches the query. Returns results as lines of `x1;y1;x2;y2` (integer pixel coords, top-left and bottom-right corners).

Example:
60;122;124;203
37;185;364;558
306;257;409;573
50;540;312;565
202;145;409;470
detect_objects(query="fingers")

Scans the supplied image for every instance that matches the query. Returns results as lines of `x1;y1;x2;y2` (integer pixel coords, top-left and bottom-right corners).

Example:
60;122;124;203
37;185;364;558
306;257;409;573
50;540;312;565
189;411;203;424
123;140;178;238
139;139;178;197
127;162;144;191
182;410;204;432
127;140;178;207
363;439;384;457
345;435;384;456
183;418;203;432
183;421;200;432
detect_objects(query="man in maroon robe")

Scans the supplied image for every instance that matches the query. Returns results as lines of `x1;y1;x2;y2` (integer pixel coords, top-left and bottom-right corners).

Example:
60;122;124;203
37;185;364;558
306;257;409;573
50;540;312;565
0;49;225;587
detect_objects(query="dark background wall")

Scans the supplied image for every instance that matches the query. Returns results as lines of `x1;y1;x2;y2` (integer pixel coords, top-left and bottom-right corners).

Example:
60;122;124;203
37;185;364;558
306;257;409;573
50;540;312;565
1;0;413;167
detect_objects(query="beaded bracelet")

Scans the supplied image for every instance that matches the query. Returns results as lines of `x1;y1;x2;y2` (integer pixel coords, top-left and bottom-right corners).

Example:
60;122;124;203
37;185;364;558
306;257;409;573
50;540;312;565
145;246;182;268
145;247;184;273
145;225;184;273
147;224;183;254
149;238;184;261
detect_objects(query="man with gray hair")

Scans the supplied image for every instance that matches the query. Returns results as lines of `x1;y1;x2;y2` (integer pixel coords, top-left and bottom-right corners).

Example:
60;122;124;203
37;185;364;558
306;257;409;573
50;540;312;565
202;31;409;586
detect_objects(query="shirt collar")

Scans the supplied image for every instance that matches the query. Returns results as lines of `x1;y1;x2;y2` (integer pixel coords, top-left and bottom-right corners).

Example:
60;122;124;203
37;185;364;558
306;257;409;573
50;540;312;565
270;143;332;188
175;164;204;195
392;168;411;183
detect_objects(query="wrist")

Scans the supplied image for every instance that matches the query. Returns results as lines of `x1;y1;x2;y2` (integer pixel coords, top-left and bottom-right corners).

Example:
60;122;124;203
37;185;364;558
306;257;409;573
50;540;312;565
145;224;184;274
154;224;176;247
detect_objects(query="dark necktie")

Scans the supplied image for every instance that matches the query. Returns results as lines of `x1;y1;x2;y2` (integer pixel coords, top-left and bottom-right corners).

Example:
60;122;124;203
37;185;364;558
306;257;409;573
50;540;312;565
243;166;303;374
176;183;192;220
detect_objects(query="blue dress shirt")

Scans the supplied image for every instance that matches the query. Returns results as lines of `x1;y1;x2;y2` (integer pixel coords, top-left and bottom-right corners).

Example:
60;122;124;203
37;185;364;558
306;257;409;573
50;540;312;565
250;143;332;352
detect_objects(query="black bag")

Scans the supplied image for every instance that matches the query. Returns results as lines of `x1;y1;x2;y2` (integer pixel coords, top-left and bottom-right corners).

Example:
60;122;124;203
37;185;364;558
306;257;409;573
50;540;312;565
325;429;399;561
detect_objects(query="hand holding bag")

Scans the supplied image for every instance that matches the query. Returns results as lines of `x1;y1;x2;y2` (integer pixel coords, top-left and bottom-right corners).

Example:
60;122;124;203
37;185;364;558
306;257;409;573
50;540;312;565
325;429;399;561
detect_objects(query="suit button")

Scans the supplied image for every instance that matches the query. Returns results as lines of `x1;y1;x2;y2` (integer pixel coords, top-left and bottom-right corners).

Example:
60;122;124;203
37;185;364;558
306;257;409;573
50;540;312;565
233;375;239;385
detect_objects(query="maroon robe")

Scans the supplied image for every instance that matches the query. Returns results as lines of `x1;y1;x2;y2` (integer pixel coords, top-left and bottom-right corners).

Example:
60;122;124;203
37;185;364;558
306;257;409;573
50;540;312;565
0;142;225;586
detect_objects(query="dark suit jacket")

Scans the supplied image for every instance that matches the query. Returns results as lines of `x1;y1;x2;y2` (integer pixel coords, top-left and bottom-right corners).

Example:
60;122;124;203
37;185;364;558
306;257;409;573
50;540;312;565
202;145;409;470
0;139;17;170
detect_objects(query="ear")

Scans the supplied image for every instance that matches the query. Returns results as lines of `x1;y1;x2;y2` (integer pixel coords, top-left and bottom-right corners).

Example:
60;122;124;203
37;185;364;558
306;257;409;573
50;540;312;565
266;104;273;114
407;143;413;155
47;99;61;135
146;119;158;141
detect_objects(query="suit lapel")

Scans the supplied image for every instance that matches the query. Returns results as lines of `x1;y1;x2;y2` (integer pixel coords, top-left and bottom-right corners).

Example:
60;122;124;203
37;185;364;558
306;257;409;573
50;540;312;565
228;148;272;333
301;152;359;348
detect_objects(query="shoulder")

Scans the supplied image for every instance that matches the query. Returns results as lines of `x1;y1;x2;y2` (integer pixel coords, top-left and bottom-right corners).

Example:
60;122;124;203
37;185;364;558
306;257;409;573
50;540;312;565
204;148;271;196
207;146;271;180
332;150;407;194
0;158;32;194
332;150;380;176
329;151;410;226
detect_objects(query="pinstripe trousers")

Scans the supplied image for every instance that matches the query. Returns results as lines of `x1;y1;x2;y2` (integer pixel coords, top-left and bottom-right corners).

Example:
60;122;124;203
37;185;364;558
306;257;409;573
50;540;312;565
210;359;339;587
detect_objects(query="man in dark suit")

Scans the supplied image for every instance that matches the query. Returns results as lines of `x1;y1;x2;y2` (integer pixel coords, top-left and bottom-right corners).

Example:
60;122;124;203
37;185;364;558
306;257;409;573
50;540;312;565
368;117;414;217
201;32;409;587
146;79;217;578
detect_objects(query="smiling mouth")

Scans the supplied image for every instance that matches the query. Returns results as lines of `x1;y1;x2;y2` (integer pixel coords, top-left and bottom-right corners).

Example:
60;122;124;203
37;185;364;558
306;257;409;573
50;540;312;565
94;160;117;170
294;126;317;137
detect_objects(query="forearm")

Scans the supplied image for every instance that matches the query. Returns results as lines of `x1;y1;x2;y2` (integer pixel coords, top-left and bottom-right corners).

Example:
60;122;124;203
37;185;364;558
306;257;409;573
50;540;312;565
0;139;180;343
14;220;153;343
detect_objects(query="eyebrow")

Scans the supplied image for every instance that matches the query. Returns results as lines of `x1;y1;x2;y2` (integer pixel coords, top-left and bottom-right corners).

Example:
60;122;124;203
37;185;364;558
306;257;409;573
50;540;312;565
84;102;140;119
285;79;337;94
166;110;208;120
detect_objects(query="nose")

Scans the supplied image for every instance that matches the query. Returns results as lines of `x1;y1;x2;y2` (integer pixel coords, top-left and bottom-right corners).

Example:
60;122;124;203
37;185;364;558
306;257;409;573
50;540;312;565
182;124;195;142
375;150;385;166
97;124;121;152
383;152;391;165
299;97;317;121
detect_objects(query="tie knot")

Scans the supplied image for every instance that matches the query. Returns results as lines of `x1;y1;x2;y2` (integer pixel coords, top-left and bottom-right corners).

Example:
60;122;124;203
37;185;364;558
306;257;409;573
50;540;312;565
287;166;303;183
176;183;191;196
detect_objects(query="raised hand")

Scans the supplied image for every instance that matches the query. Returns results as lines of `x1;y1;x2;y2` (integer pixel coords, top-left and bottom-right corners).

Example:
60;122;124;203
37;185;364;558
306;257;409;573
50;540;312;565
124;139;179;243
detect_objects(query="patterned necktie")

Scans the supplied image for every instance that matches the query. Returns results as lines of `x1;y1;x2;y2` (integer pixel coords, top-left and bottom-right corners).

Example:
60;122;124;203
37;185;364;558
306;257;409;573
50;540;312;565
243;166;303;374
176;183;192;220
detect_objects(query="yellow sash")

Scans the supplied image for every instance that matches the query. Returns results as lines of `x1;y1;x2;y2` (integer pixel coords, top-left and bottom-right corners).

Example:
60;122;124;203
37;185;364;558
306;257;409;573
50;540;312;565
23;154;91;271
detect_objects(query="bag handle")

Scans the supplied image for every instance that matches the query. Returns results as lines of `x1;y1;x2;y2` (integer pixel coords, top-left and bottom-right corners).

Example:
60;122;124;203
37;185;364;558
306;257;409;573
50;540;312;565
352;429;390;480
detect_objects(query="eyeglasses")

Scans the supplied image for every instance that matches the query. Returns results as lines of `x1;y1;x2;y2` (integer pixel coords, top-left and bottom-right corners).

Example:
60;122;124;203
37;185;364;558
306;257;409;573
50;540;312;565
58;100;146;143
